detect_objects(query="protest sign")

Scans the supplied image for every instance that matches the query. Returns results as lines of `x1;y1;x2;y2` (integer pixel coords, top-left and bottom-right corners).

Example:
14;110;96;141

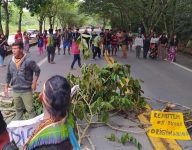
148;111;191;140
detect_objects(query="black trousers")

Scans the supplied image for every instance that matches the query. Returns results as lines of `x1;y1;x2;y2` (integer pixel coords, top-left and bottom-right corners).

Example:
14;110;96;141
71;54;81;69
47;45;55;63
93;47;101;59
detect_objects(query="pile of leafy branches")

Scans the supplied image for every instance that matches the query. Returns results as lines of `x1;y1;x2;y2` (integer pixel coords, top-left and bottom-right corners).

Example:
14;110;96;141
67;63;146;149
33;92;43;116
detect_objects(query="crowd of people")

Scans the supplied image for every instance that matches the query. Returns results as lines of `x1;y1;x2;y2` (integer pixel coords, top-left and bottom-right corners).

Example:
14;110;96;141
0;26;179;150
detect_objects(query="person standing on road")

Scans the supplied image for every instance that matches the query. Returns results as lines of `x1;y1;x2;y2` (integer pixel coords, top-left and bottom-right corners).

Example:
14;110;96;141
127;31;133;52
15;30;23;43
38;34;44;55
53;30;61;55
92;32;101;59
120;31;128;58
134;34;143;58
0;34;9;67
143;33;150;59
5;42;40;120
103;29;111;56
158;33;168;60
71;36;81;70
110;31;118;56
23;31;30;53
47;29;56;64
43;30;48;51
149;33;159;59
168;34;178;62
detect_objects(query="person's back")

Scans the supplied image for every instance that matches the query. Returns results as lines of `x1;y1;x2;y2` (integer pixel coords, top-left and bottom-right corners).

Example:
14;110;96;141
71;42;80;55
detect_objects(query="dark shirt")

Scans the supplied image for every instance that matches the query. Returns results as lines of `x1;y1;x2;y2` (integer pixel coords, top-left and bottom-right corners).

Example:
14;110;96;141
170;38;178;47
104;33;111;45
0;111;6;135
159;36;168;44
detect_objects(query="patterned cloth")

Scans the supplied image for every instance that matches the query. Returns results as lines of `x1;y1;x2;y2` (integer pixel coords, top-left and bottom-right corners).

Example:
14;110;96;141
26;115;80;150
167;46;176;62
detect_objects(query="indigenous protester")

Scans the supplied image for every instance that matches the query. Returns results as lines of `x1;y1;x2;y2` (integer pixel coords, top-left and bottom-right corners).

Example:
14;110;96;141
92;32;101;59
120;31;128;58
23;31;30;53
37;34;44;55
71;36;81;70
0;111;10;150
5;42;40;120
158;33;168;60
168;34;178;62
82;29;91;50
43;30;48;51
47;29;56;64
110;31;118;56
24;75;80;150
15;30;23;43
63;28;73;55
127;31;133;51
0;34;9;67
53;30;61;55
103;29;111;56
134;34;143;58
149;33;159;59
90;30;97;57
143;33;150;59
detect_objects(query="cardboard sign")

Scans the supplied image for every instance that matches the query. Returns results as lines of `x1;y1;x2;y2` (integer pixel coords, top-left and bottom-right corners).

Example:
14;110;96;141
7;114;44;146
148;111;191;140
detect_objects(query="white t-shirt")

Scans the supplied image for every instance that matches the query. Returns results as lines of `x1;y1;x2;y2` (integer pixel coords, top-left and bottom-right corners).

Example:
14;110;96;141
150;37;159;44
135;37;143;47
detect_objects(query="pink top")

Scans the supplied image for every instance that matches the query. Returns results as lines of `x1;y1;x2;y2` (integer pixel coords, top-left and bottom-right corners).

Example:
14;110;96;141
71;42;80;54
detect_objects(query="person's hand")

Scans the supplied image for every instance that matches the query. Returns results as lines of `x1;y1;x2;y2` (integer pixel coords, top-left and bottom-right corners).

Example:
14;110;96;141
32;82;37;91
4;86;9;97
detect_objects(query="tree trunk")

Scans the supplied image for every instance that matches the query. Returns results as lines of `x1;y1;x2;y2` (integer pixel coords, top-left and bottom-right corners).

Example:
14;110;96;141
49;16;53;29
18;8;23;32
3;1;9;38
0;3;4;35
43;18;46;31
39;15;44;34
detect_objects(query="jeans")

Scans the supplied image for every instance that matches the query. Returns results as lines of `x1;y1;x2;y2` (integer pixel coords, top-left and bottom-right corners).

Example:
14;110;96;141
71;54;81;69
13;91;36;120
47;45;55;63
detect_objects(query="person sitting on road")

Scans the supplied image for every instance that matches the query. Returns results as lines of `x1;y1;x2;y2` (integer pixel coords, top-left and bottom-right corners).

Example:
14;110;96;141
24;75;80;150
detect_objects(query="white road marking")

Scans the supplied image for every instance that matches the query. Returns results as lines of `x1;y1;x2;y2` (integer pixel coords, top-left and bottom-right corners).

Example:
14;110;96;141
171;61;192;73
37;57;47;66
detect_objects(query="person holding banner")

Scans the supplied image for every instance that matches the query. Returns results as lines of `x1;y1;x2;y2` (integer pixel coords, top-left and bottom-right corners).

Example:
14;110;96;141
24;75;80;150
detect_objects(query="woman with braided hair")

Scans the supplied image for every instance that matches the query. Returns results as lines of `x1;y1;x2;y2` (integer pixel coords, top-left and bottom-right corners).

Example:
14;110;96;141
24;75;80;150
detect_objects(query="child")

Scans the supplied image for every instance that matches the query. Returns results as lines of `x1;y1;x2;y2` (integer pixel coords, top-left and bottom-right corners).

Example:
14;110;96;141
134;35;143;58
38;34;44;55
71;37;81;70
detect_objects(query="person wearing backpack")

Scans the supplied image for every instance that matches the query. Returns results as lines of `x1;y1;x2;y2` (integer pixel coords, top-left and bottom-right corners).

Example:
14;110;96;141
47;29;56;64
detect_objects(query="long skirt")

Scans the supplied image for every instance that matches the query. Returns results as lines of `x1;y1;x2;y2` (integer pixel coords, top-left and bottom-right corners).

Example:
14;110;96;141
149;43;158;59
167;46;176;62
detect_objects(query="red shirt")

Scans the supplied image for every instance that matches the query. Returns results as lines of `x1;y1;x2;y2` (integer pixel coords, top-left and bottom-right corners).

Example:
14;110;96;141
111;34;118;45
15;33;23;43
